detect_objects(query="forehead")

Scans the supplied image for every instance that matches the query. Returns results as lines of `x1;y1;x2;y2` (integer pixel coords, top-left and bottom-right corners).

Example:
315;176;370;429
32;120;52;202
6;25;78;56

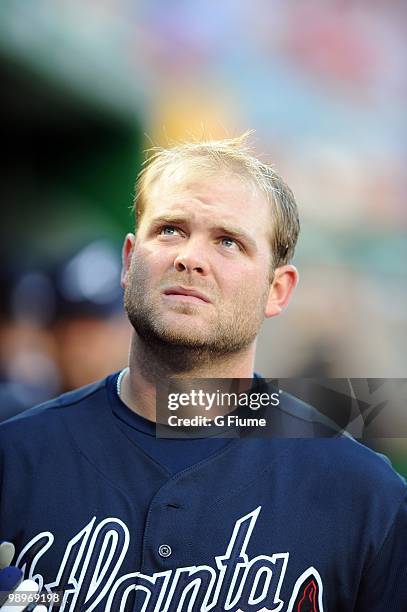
142;168;272;239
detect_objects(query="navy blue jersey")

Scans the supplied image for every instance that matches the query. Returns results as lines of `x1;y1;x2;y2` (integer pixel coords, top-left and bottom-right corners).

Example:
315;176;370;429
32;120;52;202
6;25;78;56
110;373;234;475
0;375;406;611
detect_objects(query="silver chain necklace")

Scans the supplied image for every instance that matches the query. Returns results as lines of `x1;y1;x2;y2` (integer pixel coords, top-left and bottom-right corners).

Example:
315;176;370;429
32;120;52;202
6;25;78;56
116;367;129;399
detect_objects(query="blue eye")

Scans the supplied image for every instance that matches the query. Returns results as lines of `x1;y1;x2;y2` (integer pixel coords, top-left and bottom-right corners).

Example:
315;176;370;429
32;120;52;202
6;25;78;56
160;226;179;236
221;237;238;249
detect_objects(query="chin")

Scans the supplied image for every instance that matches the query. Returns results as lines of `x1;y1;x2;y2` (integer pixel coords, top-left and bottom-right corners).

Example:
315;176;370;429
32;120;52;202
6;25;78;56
132;315;210;348
158;325;210;347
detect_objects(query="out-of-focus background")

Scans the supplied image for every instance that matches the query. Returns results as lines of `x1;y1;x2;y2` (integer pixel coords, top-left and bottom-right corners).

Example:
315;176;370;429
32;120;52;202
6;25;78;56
0;0;406;472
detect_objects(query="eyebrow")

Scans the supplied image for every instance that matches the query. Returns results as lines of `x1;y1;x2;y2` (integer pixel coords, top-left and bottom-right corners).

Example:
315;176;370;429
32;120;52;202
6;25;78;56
150;214;258;251
216;225;258;251
150;214;189;227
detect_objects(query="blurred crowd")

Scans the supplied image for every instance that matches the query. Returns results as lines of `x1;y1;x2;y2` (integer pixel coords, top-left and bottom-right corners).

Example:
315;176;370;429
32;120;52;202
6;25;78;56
0;241;130;422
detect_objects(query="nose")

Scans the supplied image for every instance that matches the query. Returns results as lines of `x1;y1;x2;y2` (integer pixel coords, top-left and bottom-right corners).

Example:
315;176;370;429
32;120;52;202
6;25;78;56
173;239;209;275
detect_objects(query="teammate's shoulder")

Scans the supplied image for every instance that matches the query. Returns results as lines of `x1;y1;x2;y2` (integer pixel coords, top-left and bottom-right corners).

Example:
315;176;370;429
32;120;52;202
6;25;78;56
0;375;112;435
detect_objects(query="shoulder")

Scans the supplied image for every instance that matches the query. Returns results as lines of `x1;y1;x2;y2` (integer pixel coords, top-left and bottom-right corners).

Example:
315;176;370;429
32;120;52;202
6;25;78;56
293;436;407;525
252;377;406;499
0;375;113;442
301;434;405;483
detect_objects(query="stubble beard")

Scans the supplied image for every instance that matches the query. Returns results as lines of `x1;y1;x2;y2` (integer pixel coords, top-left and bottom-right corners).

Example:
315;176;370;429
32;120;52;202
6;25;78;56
124;260;269;369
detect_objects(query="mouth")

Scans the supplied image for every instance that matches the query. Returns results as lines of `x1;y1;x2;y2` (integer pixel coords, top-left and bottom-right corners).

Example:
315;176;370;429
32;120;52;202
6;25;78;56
162;286;211;304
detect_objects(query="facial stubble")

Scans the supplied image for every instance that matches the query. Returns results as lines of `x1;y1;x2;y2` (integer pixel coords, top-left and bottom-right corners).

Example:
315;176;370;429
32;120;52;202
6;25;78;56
124;255;270;364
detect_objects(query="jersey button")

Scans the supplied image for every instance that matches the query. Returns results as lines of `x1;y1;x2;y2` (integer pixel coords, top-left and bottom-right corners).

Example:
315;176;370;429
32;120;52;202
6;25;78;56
158;544;172;558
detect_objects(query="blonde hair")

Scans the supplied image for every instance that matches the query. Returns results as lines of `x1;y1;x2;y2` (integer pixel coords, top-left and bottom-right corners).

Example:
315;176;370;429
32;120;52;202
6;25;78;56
133;132;300;268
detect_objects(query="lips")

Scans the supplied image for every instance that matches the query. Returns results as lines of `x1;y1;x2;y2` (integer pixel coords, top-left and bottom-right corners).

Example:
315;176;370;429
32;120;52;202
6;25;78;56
163;286;211;304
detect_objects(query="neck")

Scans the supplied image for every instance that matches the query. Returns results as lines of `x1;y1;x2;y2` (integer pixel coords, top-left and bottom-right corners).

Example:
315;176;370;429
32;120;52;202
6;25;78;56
120;331;256;422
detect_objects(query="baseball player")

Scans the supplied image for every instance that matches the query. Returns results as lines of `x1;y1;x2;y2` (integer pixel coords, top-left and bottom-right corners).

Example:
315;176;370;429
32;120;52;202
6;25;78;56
0;135;406;611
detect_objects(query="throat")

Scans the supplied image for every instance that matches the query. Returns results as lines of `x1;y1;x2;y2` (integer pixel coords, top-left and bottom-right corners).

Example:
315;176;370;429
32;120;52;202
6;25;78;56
132;332;255;381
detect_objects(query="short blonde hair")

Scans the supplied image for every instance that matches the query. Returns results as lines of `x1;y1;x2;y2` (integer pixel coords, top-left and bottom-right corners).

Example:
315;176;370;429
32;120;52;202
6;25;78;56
133;132;300;268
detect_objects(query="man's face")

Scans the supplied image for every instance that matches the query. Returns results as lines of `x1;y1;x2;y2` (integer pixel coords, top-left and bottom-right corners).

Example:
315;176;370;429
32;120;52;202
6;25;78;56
123;169;275;356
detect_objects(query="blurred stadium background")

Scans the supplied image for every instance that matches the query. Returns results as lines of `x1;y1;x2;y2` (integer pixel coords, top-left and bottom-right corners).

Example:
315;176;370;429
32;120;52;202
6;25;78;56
0;0;406;473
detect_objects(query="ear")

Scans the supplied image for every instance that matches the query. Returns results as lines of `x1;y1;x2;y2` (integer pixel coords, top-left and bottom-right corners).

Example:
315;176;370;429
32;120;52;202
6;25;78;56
264;265;299;318
121;233;136;288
